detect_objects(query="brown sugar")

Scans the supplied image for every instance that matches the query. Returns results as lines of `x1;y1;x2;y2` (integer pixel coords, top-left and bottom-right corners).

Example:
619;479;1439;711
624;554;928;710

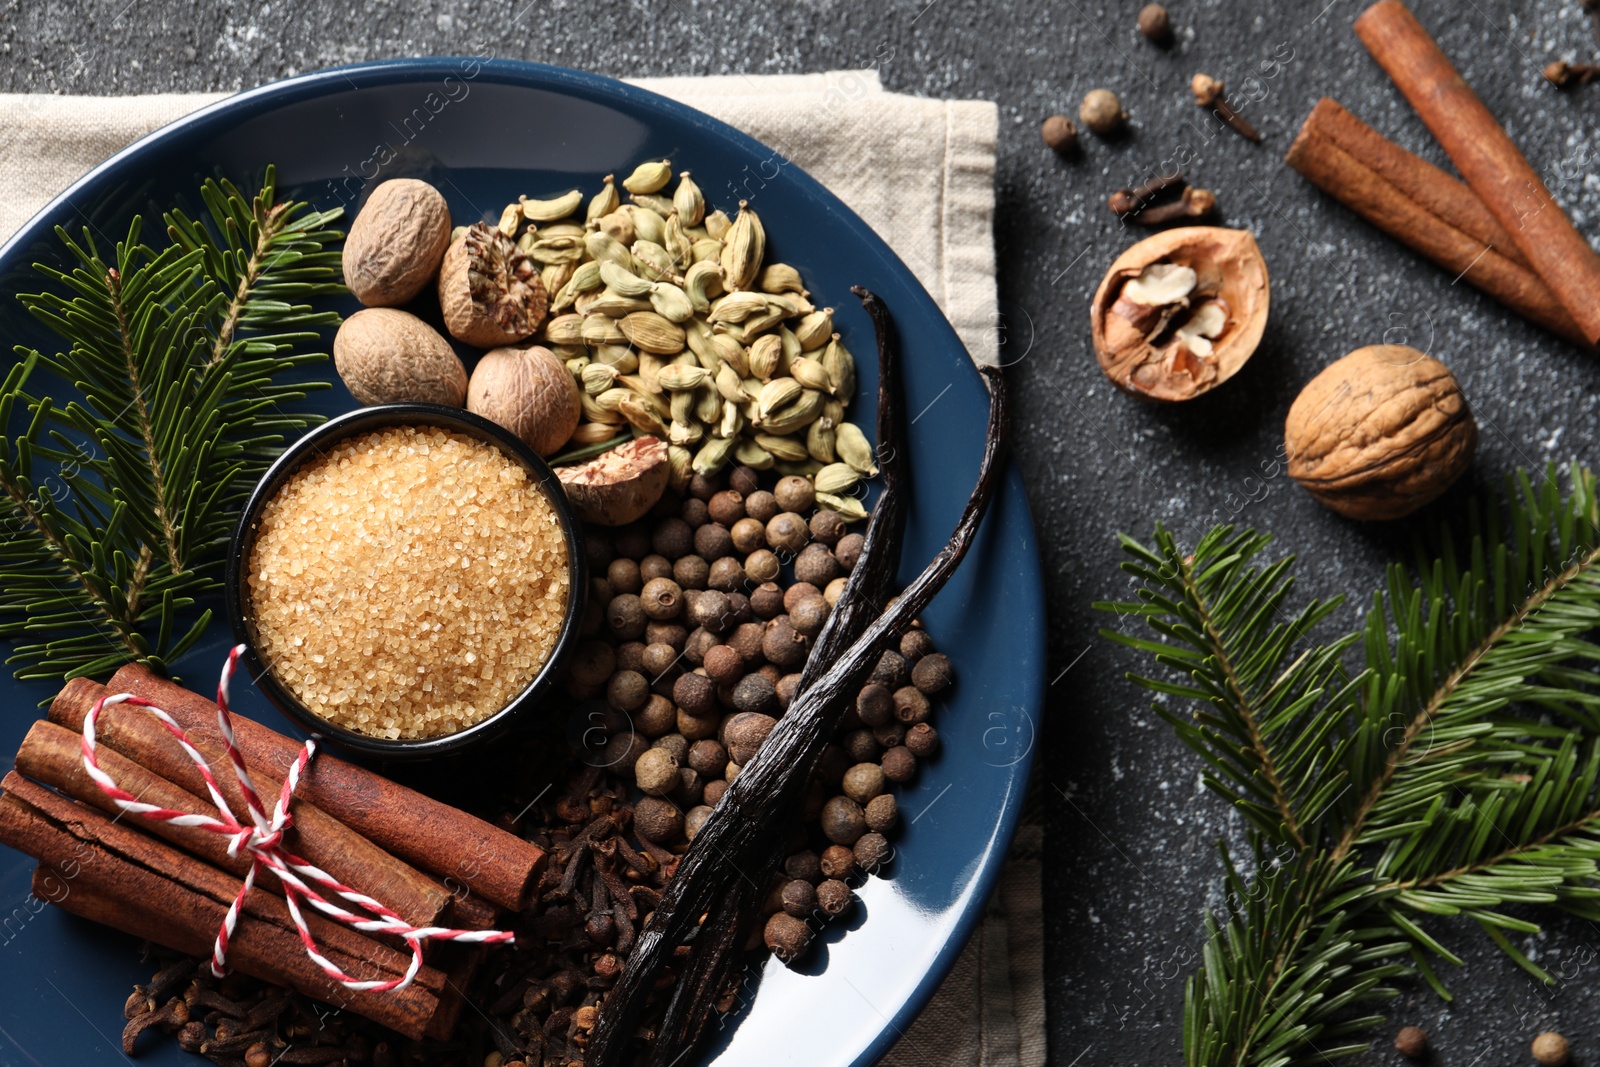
246;425;571;739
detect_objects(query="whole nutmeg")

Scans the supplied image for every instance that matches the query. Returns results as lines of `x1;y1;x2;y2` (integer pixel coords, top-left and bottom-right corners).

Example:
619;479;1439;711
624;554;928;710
1080;88;1128;135
1285;346;1476;521
333;308;467;406
1041;114;1078;155
439;222;548;348
1091;227;1270;402
343;178;452;307
467;345;581;456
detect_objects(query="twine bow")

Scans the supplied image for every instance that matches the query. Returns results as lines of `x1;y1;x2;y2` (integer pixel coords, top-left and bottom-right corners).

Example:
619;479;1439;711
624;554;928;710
80;644;514;992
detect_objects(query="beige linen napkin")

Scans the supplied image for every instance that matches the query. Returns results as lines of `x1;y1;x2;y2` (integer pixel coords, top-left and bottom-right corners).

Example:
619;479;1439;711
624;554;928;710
0;72;1038;1067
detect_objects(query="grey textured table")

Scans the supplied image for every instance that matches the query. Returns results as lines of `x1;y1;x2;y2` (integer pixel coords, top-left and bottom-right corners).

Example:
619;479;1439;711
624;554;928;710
8;1;1600;1064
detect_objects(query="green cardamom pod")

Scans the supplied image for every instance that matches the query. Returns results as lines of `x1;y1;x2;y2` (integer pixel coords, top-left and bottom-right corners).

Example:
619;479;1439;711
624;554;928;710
706;291;773;324
684;261;726;314
773;458;823;478
704;209;733;241
816;491;869;522
662;213;693;270
529;235;586;265
629;193;676;217
582;315;629;347
718;401;745;439
666;444;693;491
597;210;636;246
695;384;723;425
600;260;653;298
585;231;634;272
732;440;773;470
619;311;686;356
754;432;810;462
520;189;583;222
788;356;832;393
673;171;706;227
748;334;784;381
757;377;803;419
595;386;632;413
565;356;590;378
582;393;625;425
631;240;678;283
648;281;695;323
710;332;749;377
740;306;789;337
622;159;672;195
581;363;619;395
822;334;856;399
497;203;522;238
795;308;834;350
570;259;604;292
691;238;723;264
623;204;665;247
692;436;736;475
541;260;577;300
586;176;621;225
759;263;808;296
669;419;703;446
714;364;748;404
548;343;587;361
806;418;837;463
779;325;802;367
658;364;708;392
719;201;765;292
636;354;665;394
544;313;585;346
587;291;653;317
619;395;669;436
813;462;861;495
591;345;639;373
759;389;824;435
835;421;878;475
517;231;539;255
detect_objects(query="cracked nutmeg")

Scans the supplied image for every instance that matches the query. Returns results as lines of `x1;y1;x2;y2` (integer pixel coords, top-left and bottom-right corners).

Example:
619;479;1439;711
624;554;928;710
1285;345;1477;521
438;221;549;348
1090;226;1270;401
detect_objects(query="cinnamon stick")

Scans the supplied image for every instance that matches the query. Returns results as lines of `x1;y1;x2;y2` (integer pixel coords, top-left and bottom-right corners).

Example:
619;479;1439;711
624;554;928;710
0;772;444;1038
1354;0;1600;345
53;669;543;911
1284;97;1591;348
13;719;450;930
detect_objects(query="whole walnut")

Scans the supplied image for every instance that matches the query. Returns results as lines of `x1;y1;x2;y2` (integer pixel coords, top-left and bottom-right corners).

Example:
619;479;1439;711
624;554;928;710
342;179;452;307
1285;345;1476;521
333;308;467;406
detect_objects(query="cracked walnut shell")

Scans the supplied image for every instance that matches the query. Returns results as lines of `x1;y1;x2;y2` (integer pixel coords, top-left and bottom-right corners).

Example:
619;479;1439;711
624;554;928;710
1285;345;1477;521
1091;226;1270;402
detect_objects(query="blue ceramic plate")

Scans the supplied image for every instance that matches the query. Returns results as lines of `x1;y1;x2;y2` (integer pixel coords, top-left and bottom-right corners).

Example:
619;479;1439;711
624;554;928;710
0;59;1043;1067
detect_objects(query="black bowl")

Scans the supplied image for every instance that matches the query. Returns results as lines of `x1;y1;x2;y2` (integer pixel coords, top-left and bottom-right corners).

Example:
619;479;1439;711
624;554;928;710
224;403;588;760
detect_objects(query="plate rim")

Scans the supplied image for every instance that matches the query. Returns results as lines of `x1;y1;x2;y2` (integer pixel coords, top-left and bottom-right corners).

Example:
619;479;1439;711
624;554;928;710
0;56;1047;1067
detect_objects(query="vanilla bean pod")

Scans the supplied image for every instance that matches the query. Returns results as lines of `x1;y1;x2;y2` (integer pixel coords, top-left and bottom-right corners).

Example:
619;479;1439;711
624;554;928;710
591;296;1011;1067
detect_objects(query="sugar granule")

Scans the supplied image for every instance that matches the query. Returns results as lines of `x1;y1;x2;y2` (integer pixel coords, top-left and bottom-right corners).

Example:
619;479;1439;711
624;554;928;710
246;425;570;739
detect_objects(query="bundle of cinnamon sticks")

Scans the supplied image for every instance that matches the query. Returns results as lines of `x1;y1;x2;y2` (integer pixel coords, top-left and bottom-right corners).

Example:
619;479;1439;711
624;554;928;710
1285;1;1600;350
0;664;547;1040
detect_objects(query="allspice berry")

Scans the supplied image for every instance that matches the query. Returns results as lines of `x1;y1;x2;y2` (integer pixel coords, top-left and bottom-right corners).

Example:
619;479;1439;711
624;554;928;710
1393;1025;1428;1059
1041;114;1079;156
1533;1032;1570;1067
817;878;853;916
1080;88;1127;135
633;746;679;796
1137;3;1172;44
764;912;811;962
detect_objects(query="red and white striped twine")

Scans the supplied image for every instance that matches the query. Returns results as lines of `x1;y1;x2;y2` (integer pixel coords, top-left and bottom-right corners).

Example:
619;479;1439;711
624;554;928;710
79;644;514;993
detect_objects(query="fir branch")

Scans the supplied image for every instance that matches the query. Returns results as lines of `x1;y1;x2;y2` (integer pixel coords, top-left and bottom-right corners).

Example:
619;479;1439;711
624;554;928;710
0;166;343;684
1101;465;1600;1066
